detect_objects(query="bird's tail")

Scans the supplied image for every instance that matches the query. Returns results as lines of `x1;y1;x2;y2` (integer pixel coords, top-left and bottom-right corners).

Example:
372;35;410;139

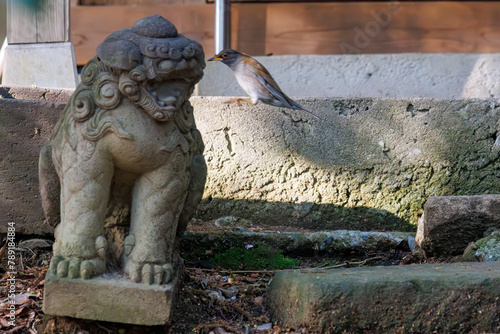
293;102;321;120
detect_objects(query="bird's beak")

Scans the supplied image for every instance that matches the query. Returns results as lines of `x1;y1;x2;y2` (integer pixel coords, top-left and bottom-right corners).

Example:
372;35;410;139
208;56;222;61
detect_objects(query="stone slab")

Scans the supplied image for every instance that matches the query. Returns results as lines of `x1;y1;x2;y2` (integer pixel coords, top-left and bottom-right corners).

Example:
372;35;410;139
416;195;500;256
0;99;64;235
266;262;500;333
183;230;414;256
197;54;500;99
0;86;73;103
2;43;79;89
43;271;177;325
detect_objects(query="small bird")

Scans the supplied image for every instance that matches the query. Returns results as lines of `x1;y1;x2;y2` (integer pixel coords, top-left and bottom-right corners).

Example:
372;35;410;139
208;49;320;120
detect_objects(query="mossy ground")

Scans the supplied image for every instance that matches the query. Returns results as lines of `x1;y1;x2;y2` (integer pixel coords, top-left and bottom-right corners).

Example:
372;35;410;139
213;243;300;270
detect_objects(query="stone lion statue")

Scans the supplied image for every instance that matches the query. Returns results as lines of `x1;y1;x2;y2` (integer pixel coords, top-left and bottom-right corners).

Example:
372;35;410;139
39;15;207;284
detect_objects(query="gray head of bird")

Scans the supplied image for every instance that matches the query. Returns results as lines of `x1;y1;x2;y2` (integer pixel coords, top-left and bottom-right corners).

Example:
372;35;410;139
208;49;246;68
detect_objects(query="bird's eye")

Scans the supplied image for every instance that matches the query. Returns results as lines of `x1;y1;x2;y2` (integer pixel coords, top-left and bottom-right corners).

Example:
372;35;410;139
221;53;228;58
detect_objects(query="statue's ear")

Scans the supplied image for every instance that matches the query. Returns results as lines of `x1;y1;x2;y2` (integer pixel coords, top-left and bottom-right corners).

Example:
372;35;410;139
97;40;142;71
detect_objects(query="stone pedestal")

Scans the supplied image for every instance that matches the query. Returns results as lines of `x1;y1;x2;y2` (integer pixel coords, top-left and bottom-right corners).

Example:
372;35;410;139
43;271;178;325
2;42;78;88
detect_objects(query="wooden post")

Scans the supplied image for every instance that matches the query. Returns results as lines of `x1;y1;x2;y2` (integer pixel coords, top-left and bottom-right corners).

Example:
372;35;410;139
7;0;69;43
2;0;78;88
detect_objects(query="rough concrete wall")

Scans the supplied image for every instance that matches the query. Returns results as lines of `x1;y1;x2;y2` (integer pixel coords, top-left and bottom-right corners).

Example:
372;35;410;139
192;97;500;231
197;54;500;99
0;86;73;103
1;96;500;234
0;99;64;234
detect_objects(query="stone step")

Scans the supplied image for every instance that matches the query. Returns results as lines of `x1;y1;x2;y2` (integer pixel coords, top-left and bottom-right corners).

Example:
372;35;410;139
266;261;500;333
182;229;413;257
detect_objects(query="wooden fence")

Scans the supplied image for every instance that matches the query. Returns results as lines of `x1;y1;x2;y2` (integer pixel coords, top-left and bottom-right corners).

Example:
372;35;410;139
66;1;500;65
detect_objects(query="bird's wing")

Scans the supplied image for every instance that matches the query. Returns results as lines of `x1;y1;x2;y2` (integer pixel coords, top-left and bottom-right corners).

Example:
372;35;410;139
244;57;295;109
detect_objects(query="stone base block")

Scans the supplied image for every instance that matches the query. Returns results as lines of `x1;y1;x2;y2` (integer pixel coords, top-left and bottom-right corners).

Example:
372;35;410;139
416;195;500;256
2;43;78;88
43;272;178;325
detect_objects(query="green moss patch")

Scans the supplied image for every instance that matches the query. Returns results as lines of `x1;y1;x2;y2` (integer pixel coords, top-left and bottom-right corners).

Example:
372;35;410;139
213;243;300;270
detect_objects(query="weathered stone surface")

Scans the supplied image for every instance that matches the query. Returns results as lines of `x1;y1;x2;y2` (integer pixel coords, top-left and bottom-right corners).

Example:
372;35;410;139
2;43;79;89
416;195;500;256
0;86;73;103
0;99;64;235
267;262;500;333
475;231;500;261
197;54;500;99
9;54;500;101
43;271;177;325
193;97;500;231
463;230;500;262
182;230;413;257
3;96;500;234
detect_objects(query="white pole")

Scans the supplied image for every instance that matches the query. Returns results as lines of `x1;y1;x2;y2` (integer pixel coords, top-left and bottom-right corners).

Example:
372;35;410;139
0;38;7;82
215;0;230;54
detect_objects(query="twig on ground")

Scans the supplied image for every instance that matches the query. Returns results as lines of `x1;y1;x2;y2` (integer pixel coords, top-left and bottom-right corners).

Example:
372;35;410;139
227;302;253;321
302;256;385;271
3;326;24;334
186;256;384;275
95;322;112;334
0;235;8;261
186;268;280;274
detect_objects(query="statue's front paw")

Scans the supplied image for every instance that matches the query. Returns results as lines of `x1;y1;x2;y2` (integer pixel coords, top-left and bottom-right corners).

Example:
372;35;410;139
126;262;174;285
122;235;173;284
50;236;107;279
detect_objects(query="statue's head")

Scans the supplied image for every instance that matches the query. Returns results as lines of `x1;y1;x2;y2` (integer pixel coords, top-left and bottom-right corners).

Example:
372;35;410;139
78;15;205;122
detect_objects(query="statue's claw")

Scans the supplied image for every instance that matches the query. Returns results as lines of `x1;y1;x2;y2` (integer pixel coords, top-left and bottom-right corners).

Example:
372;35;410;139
49;236;107;280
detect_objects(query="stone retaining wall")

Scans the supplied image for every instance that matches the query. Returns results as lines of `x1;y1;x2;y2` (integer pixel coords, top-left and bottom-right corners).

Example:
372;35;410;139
1;90;500;234
0;98;64;234
193;97;500;231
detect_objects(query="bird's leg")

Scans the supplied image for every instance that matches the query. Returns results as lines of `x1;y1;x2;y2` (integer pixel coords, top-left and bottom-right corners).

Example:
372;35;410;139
225;97;254;106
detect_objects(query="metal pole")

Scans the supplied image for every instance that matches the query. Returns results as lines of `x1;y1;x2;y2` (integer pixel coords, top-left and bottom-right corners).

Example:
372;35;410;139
215;0;230;53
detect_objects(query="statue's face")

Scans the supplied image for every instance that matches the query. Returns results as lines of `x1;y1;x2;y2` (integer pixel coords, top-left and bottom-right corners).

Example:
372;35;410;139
139;56;200;116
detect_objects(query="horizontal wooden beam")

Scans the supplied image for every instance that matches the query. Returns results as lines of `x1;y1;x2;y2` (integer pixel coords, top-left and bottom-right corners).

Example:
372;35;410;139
71;2;500;65
71;5;241;64
263;1;500;55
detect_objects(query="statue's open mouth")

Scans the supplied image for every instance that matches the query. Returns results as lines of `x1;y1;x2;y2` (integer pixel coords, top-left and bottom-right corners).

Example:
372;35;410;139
139;78;192;121
150;90;177;111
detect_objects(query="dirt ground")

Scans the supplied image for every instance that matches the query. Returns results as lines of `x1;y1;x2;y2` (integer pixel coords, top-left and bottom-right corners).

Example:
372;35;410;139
1;220;452;334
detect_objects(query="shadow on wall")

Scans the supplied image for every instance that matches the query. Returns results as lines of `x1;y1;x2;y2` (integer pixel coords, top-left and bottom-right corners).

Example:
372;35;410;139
194;97;500;231
462;55;500;98
198;197;413;232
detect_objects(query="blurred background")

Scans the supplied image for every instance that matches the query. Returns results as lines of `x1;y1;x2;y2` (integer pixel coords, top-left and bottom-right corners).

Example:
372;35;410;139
61;0;500;64
1;0;500;96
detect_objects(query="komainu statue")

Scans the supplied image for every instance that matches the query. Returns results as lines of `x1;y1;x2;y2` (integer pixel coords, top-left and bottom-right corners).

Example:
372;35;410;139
39;15;207;287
